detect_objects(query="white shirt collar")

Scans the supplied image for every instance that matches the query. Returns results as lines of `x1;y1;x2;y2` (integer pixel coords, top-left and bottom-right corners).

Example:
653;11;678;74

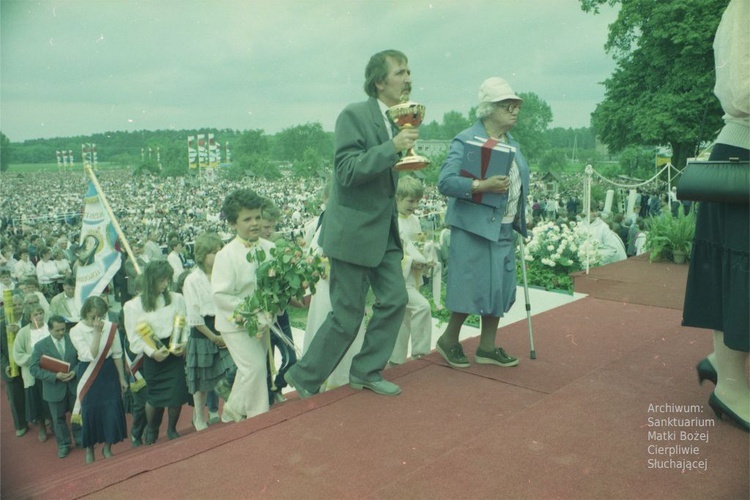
377;99;394;139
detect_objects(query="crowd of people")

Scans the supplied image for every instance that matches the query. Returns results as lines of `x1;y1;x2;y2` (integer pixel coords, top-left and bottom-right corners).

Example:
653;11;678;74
2;29;747;467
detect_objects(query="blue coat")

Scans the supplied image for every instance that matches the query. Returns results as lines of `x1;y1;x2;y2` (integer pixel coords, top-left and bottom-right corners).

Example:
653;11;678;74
438;121;530;240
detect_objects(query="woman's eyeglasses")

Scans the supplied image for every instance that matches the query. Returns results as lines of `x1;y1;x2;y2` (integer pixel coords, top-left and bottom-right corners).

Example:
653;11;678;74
497;101;522;113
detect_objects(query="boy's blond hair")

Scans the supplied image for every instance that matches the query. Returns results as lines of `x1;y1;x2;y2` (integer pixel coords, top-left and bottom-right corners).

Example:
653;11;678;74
396;176;424;200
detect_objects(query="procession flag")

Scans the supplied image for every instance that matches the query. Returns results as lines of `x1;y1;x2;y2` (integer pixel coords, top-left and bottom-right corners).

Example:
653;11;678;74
197;134;207;168
74;178;122;312
208;133;219;168
188;136;197;169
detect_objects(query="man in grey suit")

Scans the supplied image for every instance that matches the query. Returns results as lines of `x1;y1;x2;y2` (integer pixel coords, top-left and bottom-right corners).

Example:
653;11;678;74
29;315;81;458
285;49;418;397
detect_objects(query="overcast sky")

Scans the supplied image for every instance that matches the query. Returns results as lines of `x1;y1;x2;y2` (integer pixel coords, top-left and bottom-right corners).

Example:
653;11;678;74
1;0;618;143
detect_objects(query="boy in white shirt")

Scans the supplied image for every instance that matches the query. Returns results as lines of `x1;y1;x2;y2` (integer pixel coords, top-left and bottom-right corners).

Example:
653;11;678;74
389;176;433;365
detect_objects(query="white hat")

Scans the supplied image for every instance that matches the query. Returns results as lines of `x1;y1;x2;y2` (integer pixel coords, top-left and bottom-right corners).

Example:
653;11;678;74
478;77;522;103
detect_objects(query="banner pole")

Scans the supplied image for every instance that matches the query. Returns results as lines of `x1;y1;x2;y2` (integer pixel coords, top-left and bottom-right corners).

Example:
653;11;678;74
84;165;141;275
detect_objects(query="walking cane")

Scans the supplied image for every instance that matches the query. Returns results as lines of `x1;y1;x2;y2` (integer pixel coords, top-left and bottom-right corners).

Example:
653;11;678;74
518;236;536;359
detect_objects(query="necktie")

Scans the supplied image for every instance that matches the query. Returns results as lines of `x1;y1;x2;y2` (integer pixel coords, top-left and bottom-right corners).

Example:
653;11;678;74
57;339;65;358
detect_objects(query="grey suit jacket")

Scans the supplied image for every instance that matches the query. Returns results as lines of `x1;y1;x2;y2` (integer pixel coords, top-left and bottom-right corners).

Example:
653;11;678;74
319;97;403;267
29;335;79;403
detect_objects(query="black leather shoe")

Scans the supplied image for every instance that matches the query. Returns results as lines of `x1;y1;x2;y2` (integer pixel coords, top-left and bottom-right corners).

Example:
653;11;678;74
58;446;70;459
708;391;749;432
696;358;717;386
131;435;143;448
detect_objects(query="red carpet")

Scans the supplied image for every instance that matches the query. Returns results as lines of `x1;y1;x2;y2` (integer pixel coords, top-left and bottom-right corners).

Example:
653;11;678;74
2;257;748;499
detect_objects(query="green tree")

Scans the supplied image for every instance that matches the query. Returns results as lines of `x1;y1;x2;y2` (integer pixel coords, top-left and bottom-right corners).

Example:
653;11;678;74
581;0;727;168
292;147;327;178
441;111;472;140
245;154;281;180
539;149;567;171
272;122;332;163
618;145;654;178
510;92;553;162
233;129;269;174
160;142;188;177
235;129;269;158
0;131;10;172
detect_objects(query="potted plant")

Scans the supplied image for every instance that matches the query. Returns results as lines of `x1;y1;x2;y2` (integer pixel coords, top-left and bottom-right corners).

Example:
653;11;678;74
644;210;696;263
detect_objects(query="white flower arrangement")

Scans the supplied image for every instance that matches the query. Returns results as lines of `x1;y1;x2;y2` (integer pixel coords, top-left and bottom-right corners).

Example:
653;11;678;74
522;221;602;271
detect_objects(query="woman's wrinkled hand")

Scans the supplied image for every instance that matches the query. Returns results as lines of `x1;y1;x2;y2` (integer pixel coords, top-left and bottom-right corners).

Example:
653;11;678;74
481;175;511;194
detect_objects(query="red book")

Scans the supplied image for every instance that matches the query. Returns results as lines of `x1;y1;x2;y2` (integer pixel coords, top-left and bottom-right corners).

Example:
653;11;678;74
40;355;70;374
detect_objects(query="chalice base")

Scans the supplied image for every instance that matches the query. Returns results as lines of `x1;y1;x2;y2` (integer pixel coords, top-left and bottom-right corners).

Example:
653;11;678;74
394;155;430;171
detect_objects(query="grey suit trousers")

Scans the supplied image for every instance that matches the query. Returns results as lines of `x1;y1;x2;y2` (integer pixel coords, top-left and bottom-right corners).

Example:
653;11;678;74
290;230;407;390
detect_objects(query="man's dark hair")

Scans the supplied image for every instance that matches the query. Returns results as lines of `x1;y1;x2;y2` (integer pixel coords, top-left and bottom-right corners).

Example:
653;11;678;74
47;314;67;329
364;49;407;98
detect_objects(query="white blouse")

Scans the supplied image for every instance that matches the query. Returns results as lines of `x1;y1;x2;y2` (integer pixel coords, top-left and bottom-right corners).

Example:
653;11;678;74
182;268;216;327
29;325;50;347
123;292;187;357
69;321;123;362
211;238;274;334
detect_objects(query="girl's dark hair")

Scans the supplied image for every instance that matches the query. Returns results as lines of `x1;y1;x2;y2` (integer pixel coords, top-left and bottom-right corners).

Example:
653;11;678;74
80;295;108;320
139;260;174;312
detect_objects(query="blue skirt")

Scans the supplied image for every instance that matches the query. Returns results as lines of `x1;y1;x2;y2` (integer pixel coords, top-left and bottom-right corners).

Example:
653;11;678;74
76;357;127;447
446;223;517;317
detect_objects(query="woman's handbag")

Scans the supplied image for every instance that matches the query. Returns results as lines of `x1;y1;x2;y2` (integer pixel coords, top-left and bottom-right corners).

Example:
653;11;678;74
676;160;749;204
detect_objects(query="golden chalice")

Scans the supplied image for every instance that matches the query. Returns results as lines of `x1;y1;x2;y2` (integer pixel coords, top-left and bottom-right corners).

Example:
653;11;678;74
386;98;430;171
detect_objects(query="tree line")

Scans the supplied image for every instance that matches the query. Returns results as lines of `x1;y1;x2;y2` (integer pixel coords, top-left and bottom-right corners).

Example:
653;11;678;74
2;105;598;178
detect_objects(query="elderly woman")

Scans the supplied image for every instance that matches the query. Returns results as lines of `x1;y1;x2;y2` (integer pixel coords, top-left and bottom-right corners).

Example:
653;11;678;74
436;77;530;369
12;303;52;442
